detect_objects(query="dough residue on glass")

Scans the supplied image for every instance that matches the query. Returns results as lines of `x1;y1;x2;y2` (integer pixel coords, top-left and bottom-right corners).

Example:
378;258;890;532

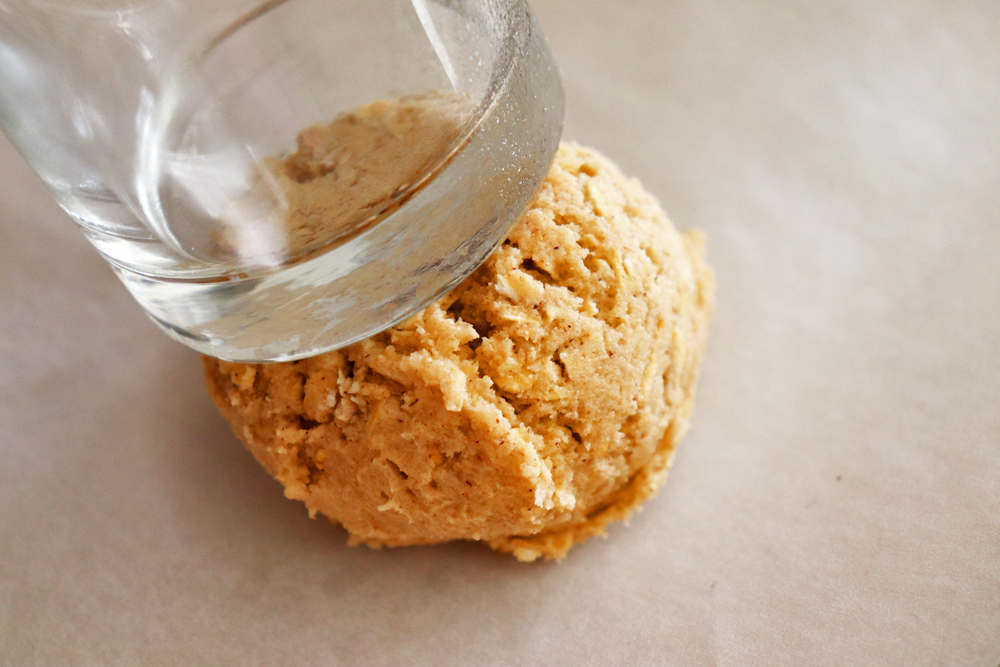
215;91;476;263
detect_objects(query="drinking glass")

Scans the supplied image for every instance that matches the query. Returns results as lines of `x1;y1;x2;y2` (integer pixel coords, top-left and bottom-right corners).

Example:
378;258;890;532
0;0;563;360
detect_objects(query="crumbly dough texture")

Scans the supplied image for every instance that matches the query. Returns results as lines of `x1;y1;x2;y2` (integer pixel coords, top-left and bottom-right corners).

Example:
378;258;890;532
204;143;714;562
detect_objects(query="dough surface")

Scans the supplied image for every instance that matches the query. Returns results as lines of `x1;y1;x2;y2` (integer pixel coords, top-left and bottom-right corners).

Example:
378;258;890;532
204;143;713;562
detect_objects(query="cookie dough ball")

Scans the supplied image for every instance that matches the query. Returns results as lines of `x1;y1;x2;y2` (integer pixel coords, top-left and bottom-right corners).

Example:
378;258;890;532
203;143;713;561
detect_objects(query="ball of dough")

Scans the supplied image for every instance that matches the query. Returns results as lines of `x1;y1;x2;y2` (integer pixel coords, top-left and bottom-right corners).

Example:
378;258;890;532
203;143;714;562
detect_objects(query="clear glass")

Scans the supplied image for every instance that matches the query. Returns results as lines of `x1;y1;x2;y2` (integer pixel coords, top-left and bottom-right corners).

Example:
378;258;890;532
0;0;563;361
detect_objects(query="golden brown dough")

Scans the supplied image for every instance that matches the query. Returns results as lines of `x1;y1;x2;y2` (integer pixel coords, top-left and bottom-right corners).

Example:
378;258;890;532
204;143;714;561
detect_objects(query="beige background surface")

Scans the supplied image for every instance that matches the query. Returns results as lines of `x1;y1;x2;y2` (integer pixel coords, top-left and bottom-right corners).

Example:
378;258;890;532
2;1;999;665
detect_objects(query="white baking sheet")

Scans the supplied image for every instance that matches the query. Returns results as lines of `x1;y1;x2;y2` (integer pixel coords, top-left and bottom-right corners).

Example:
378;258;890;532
2;1;998;664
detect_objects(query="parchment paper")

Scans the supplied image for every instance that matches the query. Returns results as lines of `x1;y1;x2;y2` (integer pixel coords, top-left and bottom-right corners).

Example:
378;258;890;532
2;2;998;665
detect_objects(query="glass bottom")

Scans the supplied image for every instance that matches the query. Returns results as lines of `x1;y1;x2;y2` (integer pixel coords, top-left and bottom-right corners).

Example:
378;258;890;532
112;13;563;361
